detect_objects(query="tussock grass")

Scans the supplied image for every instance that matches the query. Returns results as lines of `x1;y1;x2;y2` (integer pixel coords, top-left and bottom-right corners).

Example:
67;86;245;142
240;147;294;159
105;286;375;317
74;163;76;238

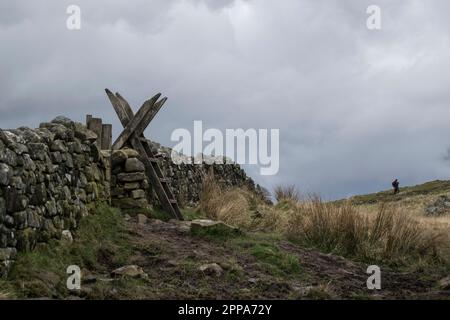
199;171;259;229
274;185;300;202
285;198;447;265
199;171;288;232
199;178;449;268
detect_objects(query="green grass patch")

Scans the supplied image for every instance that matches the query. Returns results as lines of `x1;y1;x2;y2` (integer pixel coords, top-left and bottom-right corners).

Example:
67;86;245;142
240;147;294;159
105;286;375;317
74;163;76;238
0;204;132;299
190;222;243;241
147;206;172;221
249;243;301;275
227;233;302;276
181;208;204;221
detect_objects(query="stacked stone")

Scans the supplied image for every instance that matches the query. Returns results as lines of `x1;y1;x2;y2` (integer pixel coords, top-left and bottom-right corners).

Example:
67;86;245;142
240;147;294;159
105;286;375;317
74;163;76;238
146;141;268;207
0;116;110;275
0;115;269;276
110;149;151;210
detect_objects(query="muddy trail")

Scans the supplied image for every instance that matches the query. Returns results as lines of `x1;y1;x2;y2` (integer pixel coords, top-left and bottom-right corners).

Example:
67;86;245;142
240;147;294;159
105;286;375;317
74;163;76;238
81;216;448;300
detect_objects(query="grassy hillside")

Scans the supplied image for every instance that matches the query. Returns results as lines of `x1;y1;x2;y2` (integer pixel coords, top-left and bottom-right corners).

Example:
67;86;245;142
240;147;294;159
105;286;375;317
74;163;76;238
345;180;450;205
338;180;450;234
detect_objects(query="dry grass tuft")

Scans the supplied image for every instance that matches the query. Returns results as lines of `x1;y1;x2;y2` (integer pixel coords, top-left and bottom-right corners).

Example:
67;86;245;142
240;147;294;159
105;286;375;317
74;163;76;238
199;171;279;230
274;185;300;203
199;180;449;267
285;197;447;265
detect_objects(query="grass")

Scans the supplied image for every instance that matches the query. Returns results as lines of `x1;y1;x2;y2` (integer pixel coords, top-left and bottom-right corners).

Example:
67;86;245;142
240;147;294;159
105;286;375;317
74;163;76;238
190;222;242;240
0;204;132;299
197;176;450;270
228;233;304;278
181;208;204;220
249;243;301;275
198;171;285;231
345;180;450;205
285;199;448;267
274;184;300;202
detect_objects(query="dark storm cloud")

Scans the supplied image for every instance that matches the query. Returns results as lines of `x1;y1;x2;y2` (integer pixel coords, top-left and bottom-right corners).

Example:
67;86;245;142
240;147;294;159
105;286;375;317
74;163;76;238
1;0;450;199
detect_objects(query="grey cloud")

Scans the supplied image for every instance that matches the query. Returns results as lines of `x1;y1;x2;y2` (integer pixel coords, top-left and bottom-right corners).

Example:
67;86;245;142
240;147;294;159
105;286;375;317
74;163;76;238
1;0;450;199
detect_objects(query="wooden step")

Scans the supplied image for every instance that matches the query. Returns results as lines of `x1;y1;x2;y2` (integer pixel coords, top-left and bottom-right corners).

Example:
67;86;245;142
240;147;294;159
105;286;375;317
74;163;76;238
106;89;183;220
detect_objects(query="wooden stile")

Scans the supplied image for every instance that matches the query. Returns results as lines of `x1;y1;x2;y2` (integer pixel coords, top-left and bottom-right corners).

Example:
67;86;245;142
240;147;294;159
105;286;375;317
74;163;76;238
105;88;183;220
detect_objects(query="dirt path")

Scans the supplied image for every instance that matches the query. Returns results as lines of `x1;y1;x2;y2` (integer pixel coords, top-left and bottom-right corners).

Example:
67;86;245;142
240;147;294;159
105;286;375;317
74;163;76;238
112;217;448;300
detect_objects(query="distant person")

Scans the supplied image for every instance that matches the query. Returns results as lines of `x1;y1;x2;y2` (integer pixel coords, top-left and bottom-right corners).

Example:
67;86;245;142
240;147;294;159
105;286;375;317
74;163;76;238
392;179;400;194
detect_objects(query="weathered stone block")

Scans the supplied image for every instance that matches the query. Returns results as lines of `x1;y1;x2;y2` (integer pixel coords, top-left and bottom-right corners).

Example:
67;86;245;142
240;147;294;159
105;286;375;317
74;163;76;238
124;182;140;190
111;150;128;167
117;172;146;182
121;148;140;158
28;143;49;160
0;198;6;221
125;158;145;173
13;211;28;229
0;148;18;166
22;154;36;171
131;189;146;199
0;163;12;186
112;197;149;209
31;183;47;206
45;199;58;217
51;116;75;128
27;209;42;229
74;122;97;142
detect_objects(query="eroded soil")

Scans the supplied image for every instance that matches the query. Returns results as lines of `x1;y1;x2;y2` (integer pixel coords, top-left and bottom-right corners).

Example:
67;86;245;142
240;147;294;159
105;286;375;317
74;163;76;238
76;217;448;300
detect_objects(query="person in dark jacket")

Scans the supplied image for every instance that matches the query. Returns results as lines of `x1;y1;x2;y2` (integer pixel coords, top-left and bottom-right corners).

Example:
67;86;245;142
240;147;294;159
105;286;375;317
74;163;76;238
392;179;400;194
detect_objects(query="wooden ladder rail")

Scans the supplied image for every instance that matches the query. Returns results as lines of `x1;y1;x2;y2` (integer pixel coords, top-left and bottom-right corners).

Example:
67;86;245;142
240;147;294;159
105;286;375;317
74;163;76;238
106;89;184;220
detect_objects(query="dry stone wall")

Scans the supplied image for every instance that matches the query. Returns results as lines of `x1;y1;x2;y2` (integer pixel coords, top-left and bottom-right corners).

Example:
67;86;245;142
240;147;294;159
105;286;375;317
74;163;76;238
108;142;266;211
0;116;110;275
0;116;266;275
145;141;267;207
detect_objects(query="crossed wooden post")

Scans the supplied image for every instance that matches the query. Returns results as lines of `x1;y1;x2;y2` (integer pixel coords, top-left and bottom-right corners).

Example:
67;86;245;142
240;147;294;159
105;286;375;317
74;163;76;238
105;89;183;220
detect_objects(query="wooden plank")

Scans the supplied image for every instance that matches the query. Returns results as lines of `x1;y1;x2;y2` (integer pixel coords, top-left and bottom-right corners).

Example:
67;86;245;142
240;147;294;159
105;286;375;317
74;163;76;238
112;93;163;150
87;117;103;148
133;97;167;138
101;124;112;150
105;89;130;126
128;136;182;219
112;99;153;150
140;139;184;220
115;92;134;120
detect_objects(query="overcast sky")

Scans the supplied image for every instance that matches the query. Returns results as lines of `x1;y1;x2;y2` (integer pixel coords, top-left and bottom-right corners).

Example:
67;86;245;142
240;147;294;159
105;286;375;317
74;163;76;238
1;0;450;199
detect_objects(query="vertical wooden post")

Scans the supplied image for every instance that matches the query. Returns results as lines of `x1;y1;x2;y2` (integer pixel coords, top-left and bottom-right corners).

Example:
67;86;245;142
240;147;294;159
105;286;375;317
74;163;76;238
87;117;103;148
101;124;112;150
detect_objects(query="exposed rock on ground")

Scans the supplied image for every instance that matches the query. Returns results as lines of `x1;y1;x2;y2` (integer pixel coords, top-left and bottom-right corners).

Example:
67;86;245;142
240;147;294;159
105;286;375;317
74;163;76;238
190;219;241;237
111;265;147;278
425;195;450;216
